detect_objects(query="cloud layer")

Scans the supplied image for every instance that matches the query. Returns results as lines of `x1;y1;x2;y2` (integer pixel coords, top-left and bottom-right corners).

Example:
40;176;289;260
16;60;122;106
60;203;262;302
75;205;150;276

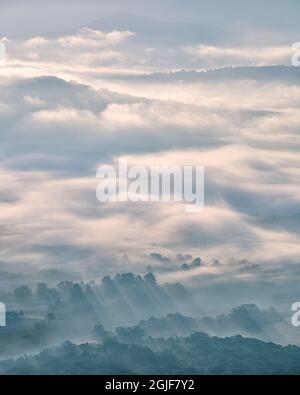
0;9;299;293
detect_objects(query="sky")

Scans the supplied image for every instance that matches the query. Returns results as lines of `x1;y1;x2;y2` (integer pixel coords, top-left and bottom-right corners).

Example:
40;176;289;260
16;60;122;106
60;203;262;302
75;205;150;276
1;0;300;37
0;1;299;298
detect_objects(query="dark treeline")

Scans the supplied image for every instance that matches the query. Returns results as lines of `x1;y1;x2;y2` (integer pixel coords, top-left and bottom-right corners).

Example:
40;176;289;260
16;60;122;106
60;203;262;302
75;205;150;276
1;332;300;375
0;272;298;373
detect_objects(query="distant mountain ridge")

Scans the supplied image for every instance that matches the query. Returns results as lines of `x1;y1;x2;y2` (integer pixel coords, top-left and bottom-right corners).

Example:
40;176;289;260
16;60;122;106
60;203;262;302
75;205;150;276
121;65;300;83
78;13;228;46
